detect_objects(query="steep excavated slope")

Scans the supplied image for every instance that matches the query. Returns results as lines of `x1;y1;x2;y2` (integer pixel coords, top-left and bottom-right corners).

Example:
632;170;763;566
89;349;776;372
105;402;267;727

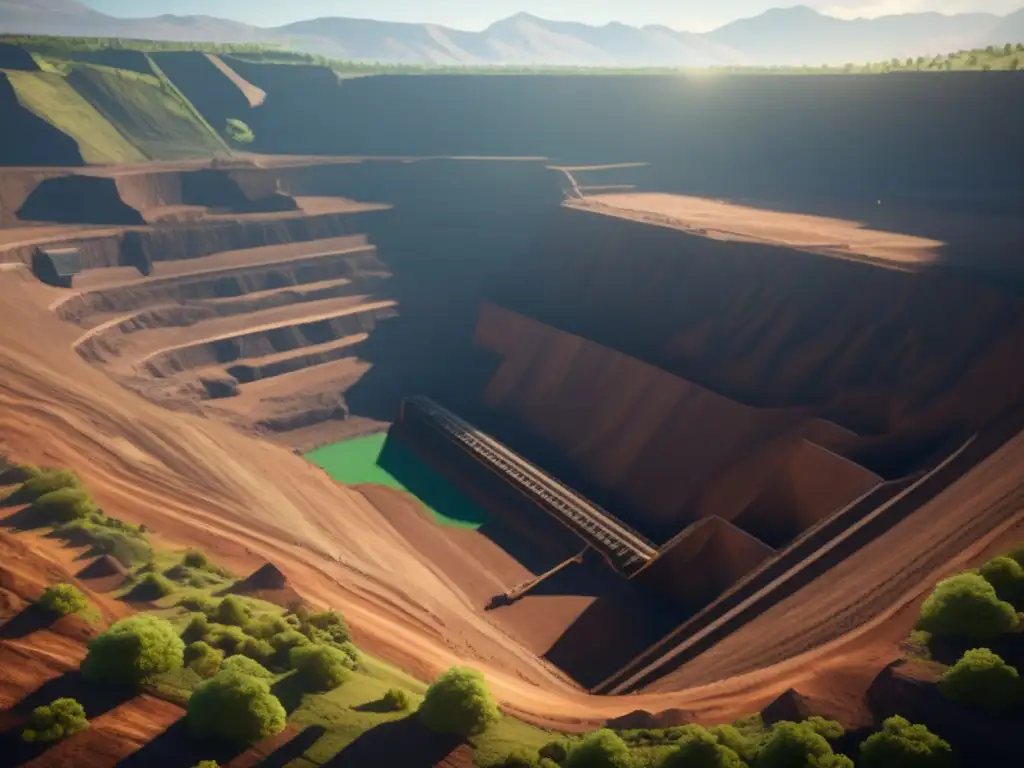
495;204;1024;477
67;66;225;160
2;70;144;164
205;71;1023;210
151;51;259;142
473;302;878;543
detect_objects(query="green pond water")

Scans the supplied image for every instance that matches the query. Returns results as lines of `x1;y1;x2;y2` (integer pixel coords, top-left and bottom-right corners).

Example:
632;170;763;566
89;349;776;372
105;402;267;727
305;432;489;530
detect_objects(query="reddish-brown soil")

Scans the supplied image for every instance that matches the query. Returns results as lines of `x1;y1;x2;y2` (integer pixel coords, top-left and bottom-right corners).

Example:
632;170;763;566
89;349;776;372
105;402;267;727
2;154;1023;757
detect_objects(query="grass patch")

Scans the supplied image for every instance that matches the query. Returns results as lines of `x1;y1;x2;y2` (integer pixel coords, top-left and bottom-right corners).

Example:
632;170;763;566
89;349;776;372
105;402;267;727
306;434;489;530
5;70;145;163
66;64;226;160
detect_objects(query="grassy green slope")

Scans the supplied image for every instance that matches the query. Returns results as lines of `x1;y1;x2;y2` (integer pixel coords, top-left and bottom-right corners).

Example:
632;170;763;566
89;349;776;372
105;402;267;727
4;69;145;164
67;64;226;160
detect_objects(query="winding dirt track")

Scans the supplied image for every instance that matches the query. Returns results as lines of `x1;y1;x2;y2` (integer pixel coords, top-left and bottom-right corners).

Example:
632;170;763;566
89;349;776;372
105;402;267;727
1;269;1022;729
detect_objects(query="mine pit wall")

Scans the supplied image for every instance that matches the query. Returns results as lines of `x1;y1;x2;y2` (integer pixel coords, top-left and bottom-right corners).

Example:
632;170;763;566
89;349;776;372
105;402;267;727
473;302;883;546
57;245;380;323
491;205;1024;478
138;304;397;378
224;72;1023;211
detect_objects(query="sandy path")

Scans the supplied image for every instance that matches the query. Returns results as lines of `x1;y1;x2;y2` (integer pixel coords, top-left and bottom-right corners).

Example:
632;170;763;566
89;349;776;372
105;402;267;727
206;54;267;107
575;194;941;266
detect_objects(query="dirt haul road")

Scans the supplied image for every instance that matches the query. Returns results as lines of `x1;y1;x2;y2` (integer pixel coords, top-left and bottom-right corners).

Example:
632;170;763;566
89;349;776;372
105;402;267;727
1;269;1022;729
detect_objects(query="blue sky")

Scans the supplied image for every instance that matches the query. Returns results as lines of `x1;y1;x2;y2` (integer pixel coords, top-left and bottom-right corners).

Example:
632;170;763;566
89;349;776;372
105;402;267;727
81;1;1023;32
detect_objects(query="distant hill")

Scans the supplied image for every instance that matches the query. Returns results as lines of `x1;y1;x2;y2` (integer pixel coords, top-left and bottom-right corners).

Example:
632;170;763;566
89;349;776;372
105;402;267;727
1;1;1022;67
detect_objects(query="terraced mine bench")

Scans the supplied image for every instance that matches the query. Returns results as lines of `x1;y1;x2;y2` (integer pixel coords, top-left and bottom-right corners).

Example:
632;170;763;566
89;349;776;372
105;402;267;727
401;395;657;575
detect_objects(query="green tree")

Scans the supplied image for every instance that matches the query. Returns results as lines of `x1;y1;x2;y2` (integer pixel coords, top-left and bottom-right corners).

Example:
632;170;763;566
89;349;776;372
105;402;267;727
916;572;1019;640
859;716;953;768
82;615;184;685
658;725;745;767
939;648;1022;711
418;666;501;737
21;697;89;743
187;670;286;744
979;556;1024;609
563;729;632;768
289;644;354;691
185;641;224;678
192;763;219;768
1010;57;1020;71
1004;43;1014;56
37;583;88;616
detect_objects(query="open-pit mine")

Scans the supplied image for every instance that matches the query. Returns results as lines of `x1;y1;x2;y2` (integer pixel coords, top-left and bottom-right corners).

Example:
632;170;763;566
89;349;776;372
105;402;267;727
1;44;1023;766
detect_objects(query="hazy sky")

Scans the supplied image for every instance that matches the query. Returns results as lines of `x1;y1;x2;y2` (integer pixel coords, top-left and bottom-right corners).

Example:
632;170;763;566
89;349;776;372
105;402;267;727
81;1;1023;32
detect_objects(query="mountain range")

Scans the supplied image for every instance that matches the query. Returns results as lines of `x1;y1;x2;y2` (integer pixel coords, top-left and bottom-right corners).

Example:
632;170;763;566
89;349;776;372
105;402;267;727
2;1;1023;67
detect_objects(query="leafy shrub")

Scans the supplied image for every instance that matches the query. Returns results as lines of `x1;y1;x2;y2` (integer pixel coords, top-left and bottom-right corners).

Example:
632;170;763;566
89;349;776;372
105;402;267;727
18;470;82;502
0;462;42;485
182;613;210;643
83;615;184;685
128;572;175;600
755;721;850;768
916;573;1019;640
185;641;224;678
859;716;953;768
804;716;844;741
380;687;411;711
30;488;97;524
658;725;745;768
192;763;219;768
563;729;633;768
418;666;501;737
52;519;151;566
179;595;217;613
979;556;1024;609
938;648;1022;711
222;655;274;679
182;550;212;569
213;596;250;627
245;614;291;641
225;118;255;144
38;583;88;616
187;670;286;744
21;697;89;743
242;636;275;665
207;624;249;655
181;549;231;577
304;609;351;644
270;629;308;663
289;644;354;691
709;724;757;762
56;520;151;566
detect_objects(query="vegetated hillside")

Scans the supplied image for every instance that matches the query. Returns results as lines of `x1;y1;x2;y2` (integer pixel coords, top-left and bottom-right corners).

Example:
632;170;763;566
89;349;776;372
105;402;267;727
66;65;225;160
2;69;145;165
148;51;261;141
489;206;1024;480
0;72;84;166
215;70;1024;209
2;1;1021;66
